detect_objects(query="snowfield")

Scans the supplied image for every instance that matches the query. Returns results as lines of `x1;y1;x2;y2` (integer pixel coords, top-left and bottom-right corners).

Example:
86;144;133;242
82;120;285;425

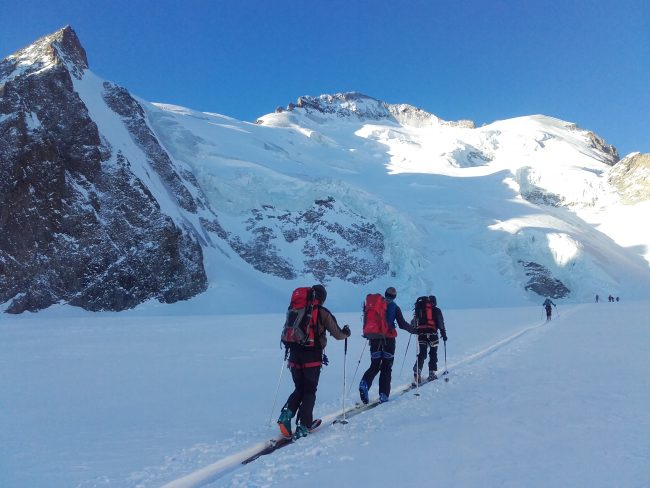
2;300;648;487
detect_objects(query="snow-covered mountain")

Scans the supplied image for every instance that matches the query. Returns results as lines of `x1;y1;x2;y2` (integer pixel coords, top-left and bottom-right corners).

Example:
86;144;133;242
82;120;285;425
1;27;649;314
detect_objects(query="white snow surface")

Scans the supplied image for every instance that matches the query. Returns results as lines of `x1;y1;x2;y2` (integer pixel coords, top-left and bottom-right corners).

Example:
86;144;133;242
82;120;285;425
1;301;649;487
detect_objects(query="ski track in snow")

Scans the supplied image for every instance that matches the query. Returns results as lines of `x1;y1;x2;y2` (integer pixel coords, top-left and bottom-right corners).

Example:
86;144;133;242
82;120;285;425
161;317;549;488
4;303;648;488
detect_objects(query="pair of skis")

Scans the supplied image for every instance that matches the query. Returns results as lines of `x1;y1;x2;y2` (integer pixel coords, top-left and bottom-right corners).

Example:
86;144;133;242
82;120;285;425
242;396;383;464
242;419;324;464
243;371;448;464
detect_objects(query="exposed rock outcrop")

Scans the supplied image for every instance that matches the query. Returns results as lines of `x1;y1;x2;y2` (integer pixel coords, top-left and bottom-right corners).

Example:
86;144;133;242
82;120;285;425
0;27;207;313
519;260;570;299
608;152;650;204
218;197;389;284
283;92;475;128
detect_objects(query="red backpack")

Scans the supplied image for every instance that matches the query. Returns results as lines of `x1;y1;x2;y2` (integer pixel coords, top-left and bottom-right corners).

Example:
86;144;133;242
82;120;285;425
414;296;437;332
281;287;320;347
362;293;390;339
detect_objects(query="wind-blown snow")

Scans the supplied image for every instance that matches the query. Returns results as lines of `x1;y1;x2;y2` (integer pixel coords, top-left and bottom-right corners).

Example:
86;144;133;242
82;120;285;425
1;301;648;487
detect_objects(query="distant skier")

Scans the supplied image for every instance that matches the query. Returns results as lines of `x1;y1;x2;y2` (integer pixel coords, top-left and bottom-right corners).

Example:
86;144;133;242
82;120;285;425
595;294;599;303
412;295;447;384
543;298;556;321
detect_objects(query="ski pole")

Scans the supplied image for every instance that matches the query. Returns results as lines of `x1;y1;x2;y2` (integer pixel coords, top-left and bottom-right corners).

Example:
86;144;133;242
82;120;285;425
268;349;288;426
346;339;367;396
555;306;560;318
414;339;421;396
340;338;349;424
398;332;413;379
443;340;449;382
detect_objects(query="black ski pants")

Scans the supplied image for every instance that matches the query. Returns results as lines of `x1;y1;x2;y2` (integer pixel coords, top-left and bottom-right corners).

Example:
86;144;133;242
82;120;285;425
413;333;439;374
361;338;396;397
285;345;322;427
545;306;552;320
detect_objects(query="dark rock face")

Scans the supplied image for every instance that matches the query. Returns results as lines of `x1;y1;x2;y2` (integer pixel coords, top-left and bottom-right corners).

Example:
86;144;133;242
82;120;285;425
518;260;570;299
287;92;393;121
521;189;563;207
280;92;475;128
585;131;619;166
102;82;199;213
221;197;388;284
0;27;207;313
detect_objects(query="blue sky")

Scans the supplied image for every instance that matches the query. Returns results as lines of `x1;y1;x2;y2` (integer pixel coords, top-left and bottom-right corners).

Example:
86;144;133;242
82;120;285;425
2;0;648;156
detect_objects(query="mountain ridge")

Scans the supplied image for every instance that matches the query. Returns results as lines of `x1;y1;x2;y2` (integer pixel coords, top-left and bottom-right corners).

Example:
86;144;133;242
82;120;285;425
1;26;649;314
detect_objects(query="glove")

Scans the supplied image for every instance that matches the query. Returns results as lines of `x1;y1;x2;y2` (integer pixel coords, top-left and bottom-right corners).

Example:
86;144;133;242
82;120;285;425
322;354;329;366
441;333;448;342
342;325;351;337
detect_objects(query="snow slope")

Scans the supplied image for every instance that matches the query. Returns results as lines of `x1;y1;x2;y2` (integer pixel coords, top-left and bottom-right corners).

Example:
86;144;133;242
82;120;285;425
143;97;650;310
1;300;648;487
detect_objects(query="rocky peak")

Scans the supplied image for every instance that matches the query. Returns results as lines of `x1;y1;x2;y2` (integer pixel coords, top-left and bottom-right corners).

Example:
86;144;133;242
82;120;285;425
286;92;393;120
0;28;207;313
388;103;476;129
585;130;619;166
2;25;88;80
281;91;475;128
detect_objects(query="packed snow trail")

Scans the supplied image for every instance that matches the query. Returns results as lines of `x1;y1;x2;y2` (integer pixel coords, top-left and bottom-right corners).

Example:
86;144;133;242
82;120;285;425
160;317;549;488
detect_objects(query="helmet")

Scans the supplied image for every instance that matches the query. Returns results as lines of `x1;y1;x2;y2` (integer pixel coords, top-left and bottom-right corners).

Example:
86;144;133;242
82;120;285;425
385;287;397;299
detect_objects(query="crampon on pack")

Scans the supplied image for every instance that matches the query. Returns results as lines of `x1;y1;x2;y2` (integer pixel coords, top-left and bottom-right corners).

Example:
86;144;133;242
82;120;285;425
414;296;437;333
362;293;394;339
281;287;320;347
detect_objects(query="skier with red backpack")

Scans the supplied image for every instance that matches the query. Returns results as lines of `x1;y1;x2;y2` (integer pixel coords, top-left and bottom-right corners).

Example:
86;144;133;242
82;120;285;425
358;287;416;404
277;284;350;439
412;295;447;384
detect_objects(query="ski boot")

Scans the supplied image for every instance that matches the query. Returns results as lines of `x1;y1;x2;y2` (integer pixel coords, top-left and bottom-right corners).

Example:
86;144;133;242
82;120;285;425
359;379;369;404
293;423;309;440
379;393;389;403
427;370;438;381
277;407;294;439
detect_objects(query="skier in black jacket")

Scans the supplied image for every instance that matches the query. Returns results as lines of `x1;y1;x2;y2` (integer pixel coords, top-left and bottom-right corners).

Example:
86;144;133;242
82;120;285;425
412;295;447;383
543;298;556;321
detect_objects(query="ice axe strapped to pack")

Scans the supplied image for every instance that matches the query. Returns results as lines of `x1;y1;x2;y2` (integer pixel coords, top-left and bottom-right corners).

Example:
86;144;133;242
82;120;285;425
281;287;320;347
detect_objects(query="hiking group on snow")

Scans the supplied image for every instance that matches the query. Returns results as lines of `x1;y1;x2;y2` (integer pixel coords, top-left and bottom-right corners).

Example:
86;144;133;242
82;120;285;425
277;285;448;441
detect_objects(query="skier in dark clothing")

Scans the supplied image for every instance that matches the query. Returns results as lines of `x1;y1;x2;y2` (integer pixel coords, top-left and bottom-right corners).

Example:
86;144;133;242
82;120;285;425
278;285;350;439
359;287;416;404
543;298;556;321
412;295;447;384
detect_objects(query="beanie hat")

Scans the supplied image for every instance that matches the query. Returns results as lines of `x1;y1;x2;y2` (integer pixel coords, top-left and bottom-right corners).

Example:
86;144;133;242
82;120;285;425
385;287;397;299
312;284;327;303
